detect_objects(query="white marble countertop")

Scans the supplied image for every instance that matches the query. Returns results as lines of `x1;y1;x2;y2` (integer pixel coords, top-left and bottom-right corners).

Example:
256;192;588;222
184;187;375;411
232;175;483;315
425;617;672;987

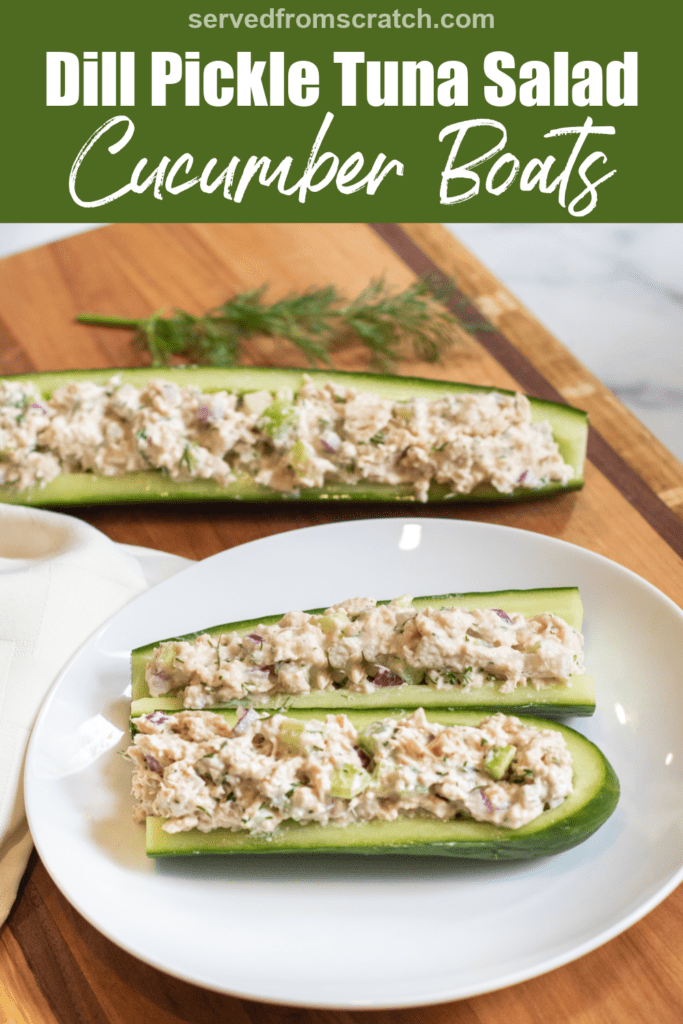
447;223;683;463
1;222;681;463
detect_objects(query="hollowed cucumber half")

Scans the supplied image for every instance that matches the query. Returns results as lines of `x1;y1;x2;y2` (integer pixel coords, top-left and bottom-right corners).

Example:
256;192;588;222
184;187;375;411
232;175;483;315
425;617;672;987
131;586;595;719
144;709;618;859
0;366;587;507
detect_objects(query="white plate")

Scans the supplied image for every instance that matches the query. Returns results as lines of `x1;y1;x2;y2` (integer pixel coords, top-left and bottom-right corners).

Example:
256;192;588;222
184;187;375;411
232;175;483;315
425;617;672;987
116;542;194;589
25;518;683;1009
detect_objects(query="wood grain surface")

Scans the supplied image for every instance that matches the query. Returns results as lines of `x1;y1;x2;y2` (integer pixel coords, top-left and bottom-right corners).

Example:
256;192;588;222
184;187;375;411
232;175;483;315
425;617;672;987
1;222;682;1024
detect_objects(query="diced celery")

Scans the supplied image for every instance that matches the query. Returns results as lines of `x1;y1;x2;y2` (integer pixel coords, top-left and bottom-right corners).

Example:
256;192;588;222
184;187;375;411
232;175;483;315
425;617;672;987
329;763;370;799
289;439;308;467
156;643;178;669
260;398;295;438
483;745;517;780
279;720;305;753
357;723;382;758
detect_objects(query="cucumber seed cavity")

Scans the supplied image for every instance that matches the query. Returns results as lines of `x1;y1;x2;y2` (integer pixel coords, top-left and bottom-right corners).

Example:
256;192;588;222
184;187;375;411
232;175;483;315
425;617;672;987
128;708;573;835
145;596;584;708
0;374;574;501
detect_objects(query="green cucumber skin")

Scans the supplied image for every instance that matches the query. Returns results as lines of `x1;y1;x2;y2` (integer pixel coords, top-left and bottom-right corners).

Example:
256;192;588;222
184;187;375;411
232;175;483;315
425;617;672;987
144;711;619;859
131;689;595;720
131;586;595;718
0;367;587;507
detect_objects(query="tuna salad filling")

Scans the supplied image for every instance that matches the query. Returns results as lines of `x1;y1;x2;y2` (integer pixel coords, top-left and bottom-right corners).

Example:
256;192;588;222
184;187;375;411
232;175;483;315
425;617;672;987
0;374;574;501
145;596;584;708
128;708;573;834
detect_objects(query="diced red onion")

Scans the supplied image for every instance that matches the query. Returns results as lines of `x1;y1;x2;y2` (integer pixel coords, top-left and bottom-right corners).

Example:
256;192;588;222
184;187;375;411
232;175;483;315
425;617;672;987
492;608;513;624
355;746;371;769
233;708;259;735
147;669;174;696
246;633;263;643
518;470;529;486
478;788;494;813
372;667;404;688
147;711;169;725
145;754;163;774
320;431;341;453
148;669;174;696
196;405;212;425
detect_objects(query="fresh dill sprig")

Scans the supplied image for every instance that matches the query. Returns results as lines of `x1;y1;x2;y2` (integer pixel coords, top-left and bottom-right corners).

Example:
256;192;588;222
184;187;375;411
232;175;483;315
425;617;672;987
76;276;473;372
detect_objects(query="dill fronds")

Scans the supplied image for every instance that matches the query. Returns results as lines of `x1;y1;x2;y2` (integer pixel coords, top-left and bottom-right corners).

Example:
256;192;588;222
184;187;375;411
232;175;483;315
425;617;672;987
76;276;478;372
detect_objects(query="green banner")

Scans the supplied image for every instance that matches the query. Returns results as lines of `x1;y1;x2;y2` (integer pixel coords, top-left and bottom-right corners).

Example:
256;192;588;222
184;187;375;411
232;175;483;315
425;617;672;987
3;0;680;221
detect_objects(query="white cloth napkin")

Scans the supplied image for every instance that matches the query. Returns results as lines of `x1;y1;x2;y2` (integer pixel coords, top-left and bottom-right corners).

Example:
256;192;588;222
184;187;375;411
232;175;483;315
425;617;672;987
0;506;149;923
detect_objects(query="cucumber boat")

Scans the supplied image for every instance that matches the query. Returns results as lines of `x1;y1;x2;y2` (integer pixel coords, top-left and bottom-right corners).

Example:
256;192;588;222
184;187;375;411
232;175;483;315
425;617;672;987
131;586;595;719
143;709;618;859
0;366;587;506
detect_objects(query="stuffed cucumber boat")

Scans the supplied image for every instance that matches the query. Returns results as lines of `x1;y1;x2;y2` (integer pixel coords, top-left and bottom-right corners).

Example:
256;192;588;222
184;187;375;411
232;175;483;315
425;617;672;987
131;708;618;859
0;366;587;506
131;586;595;719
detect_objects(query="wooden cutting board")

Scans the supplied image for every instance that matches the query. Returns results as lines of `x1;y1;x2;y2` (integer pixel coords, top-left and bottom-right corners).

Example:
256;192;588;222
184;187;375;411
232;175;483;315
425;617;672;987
1;222;682;1024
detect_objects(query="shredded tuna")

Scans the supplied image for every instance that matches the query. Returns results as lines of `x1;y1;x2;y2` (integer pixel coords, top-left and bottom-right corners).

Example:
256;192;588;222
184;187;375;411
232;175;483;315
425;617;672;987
127;709;573;834
145;596;584;708
0;375;574;501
